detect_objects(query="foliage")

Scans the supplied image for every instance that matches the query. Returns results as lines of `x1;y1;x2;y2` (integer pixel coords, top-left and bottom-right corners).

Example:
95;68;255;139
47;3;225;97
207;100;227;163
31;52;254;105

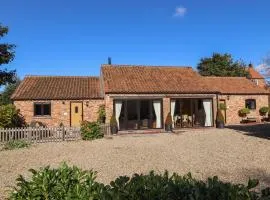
9;163;104;200
165;112;173;126
80;121;103;140
0;24;16;86
219;103;227;110
0;104;25;128
0;76;20;105
238;108;251;117
216;109;225;123
2;140;30;151
197;53;248;77
110;115;117;127
259;106;269;116
97;104;106;123
29;120;47;127
9;164;270;200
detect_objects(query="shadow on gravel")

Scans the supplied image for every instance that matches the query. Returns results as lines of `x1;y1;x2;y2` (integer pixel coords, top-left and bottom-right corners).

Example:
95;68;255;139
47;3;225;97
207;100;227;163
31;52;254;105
226;124;270;140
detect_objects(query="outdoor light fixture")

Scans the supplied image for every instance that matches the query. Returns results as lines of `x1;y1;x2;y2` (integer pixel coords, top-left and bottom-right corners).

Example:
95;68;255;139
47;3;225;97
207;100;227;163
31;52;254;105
227;95;230;100
86;101;89;107
62;101;65;105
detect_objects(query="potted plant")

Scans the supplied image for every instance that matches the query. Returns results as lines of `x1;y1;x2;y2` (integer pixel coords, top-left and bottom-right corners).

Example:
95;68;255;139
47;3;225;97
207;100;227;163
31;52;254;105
238;108;250;122
259;106;269;121
165;112;173;132
110;115;118;135
216;109;225;128
219;103;226;111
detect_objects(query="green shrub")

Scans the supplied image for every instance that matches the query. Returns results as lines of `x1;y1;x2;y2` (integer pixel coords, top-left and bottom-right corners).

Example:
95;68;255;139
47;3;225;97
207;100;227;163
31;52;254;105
2;140;30;150
80;121;103;140
165;112;173;126
9;163;104;200
110;115;117;127
0;104;26;128
97;104;106;123
9;164;270;200
216;109;225;123
219;103;227;110
238;108;250;117
259;106;269;116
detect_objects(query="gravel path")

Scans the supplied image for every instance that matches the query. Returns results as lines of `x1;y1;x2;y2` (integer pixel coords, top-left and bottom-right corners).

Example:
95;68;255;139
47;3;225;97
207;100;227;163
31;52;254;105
1;128;270;198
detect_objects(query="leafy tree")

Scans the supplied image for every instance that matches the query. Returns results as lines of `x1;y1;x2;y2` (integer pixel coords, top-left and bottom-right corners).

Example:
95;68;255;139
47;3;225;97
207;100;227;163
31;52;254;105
0;76;20;105
0;104;25;128
197;53;248;77
0;23;16;86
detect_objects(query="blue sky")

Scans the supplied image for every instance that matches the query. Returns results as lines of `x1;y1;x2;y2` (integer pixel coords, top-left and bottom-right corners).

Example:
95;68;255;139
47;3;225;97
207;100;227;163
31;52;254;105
1;0;270;78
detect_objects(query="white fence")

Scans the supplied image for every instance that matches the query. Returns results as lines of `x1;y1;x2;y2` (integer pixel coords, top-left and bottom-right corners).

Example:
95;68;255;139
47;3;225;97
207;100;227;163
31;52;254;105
0;127;81;143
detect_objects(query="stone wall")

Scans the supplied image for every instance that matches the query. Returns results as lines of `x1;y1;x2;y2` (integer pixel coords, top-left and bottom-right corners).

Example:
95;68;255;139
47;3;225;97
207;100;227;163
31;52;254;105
14;99;104;127
218;95;269;124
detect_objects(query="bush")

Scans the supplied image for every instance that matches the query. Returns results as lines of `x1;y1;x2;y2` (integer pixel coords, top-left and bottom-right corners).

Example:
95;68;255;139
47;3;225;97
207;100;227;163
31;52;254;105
0;104;26;128
216;109;225;123
259;106;269;116
9;163;104;200
219;103;227;110
80;121;103;140
9;164;270;200
2;140;30;150
238;108;250;117
110;115;117;127
97;104;106;123
165;112;173;126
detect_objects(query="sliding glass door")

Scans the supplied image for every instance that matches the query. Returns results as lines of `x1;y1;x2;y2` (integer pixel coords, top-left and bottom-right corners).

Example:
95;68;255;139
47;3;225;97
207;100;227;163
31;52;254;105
114;99;162;130
171;98;213;128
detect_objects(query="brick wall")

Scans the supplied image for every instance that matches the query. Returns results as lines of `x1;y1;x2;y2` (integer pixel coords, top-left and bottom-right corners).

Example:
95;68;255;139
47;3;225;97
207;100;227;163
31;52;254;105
14;99;104;127
218;95;269;124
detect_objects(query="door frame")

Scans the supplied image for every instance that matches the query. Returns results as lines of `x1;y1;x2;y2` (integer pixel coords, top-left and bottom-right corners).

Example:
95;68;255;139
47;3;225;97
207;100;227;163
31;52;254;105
70;101;83;126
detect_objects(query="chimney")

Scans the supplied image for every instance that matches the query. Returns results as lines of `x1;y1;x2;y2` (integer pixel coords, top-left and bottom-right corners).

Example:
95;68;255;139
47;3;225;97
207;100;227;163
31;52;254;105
108;57;112;65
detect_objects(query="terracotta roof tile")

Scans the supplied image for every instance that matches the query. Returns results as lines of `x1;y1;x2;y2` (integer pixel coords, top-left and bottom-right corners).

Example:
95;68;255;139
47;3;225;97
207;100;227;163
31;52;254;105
102;64;218;94
12;76;102;100
102;65;269;95
204;77;269;94
247;67;264;79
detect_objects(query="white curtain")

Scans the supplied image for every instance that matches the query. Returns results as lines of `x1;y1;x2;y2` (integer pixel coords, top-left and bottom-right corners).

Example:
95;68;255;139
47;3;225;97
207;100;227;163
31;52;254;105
203;100;213;127
115;101;122;128
170;100;176;128
153;100;161;128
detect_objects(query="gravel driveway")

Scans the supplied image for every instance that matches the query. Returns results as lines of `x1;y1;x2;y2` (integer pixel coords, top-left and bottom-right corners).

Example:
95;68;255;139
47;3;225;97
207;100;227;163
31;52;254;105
1;127;270;198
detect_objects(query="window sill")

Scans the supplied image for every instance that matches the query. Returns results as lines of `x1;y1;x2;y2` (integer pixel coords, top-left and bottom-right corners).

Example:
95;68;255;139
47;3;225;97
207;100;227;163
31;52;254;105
33;116;52;119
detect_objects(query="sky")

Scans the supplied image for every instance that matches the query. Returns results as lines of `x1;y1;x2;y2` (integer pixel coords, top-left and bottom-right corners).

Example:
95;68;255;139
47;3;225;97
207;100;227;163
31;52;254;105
1;0;270;79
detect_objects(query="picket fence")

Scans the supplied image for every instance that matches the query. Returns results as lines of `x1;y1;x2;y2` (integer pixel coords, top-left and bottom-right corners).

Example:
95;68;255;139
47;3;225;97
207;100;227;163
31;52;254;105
0;124;111;144
0;126;80;143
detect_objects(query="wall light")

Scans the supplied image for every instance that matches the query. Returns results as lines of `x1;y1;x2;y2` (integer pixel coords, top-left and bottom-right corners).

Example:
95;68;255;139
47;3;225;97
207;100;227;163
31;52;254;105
226;95;230;100
62;101;65;105
86;101;89;107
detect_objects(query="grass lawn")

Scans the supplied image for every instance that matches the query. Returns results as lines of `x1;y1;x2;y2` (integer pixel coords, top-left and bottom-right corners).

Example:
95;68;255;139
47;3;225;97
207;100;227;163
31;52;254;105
1;126;270;198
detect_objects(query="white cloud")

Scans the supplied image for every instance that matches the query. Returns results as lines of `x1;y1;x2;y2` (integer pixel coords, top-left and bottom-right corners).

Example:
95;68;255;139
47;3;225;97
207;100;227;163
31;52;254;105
174;6;187;17
256;64;270;77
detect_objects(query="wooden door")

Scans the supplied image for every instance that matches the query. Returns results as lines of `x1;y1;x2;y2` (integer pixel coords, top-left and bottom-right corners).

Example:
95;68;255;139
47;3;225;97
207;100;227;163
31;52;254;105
71;102;83;127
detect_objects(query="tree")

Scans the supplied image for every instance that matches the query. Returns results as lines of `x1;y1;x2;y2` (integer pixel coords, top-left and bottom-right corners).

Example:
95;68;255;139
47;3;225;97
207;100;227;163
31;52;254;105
257;53;270;85
0;76;20;105
197;53;248;77
0;23;16;86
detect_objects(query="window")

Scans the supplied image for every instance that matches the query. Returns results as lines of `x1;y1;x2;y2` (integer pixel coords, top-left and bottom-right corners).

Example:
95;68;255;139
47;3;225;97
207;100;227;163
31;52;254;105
34;103;51;116
245;99;256;110
75;106;78;113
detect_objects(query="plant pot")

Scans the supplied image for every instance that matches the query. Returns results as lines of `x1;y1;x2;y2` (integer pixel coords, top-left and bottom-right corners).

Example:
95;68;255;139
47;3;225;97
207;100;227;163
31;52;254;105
165;124;172;132
216;121;224;129
110;126;118;135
